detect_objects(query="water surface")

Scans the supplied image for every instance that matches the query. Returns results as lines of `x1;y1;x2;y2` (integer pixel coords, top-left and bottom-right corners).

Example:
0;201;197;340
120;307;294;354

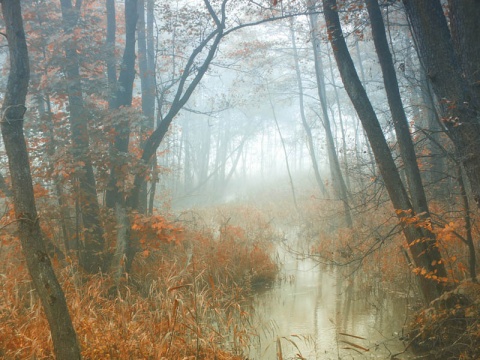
249;242;414;359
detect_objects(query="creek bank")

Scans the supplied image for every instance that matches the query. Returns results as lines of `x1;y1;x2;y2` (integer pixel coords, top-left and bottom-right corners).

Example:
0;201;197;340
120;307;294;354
406;281;480;360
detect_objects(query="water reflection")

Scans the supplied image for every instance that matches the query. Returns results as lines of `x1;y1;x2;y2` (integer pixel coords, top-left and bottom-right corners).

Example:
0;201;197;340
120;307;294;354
249;245;413;359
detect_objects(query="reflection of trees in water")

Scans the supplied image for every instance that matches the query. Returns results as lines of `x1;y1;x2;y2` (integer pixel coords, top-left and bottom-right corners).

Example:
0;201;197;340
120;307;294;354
251;241;413;359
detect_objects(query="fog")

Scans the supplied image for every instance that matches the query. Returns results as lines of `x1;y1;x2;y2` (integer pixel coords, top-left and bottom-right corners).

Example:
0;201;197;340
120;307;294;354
1;0;478;359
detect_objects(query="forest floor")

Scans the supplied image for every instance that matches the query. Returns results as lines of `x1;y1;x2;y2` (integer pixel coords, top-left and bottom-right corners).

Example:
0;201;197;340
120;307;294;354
1;192;479;359
405;280;480;360
0;204;279;359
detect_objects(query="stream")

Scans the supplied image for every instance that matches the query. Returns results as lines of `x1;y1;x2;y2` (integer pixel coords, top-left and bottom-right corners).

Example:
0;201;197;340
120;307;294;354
249;239;415;359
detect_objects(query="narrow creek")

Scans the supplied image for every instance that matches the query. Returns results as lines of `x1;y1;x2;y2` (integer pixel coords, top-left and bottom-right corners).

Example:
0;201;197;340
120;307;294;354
249;237;414;359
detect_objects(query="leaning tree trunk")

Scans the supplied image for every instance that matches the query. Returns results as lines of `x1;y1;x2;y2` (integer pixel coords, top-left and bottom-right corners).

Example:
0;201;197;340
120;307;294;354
308;7;353;227
125;11;226;269
0;1;81;358
366;0;436;240
323;0;447;303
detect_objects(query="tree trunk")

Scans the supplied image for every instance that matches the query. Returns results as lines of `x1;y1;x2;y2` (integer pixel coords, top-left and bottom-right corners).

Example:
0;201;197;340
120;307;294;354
198;120;212;190
323;0;447;303
126;6;226;213
327;49;351;191
137;0;155;213
38;94;72;251
60;0;105;273
105;0;138;209
183;123;194;193
448;0;480;102
106;0;138;277
366;0;434;236
268;84;299;212
289;20;327;197
403;0;480;208
146;0;157;213
106;0;117;107
456;165;477;282
309;7;353;227
0;1;81;357
419;68;447;198
223;133;249;187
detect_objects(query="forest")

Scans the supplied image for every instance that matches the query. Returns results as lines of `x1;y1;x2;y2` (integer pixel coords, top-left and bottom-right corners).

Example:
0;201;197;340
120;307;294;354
0;0;479;359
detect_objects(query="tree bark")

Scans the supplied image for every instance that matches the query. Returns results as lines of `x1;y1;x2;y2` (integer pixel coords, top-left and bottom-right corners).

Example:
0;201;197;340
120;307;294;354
0;1;81;357
106;0;138;277
323;0;447;303
366;0;434;234
448;0;480;103
403;0;480;208
137;0;156;213
60;0;105;273
105;0;138;209
106;0;117;107
308;7;353;227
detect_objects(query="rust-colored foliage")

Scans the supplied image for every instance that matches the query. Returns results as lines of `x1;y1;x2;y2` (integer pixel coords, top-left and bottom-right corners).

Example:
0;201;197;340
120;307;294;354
407;282;480;359
0;206;279;359
132;212;185;248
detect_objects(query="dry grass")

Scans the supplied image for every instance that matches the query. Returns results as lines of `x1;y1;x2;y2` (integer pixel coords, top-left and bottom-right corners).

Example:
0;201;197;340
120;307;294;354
0;206;279;359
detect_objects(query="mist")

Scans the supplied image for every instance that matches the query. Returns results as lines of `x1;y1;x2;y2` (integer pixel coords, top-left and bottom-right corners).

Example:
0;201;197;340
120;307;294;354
1;0;479;359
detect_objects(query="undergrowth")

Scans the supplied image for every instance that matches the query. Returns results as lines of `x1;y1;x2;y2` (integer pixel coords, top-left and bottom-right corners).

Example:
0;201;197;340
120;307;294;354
0;206;279;359
406;282;480;360
297;189;480;359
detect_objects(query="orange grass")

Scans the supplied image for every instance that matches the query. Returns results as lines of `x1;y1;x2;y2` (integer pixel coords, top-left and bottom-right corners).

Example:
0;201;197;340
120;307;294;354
303;192;480;292
0;212;279;359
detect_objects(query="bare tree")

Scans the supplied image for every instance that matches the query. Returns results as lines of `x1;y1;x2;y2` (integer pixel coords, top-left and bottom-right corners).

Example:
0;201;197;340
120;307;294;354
289;19;328;197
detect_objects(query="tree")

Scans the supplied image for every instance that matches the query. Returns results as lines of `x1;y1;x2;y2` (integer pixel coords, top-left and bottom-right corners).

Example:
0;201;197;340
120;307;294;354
0;0;81;357
448;0;480;104
289;19;328;197
106;0;117;108
105;0;138;209
123;0;228;268
365;0;429;217
137;0;156;213
60;0;105;273
403;0;480;208
322;0;447;303
307;6;353;227
106;0;138;283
